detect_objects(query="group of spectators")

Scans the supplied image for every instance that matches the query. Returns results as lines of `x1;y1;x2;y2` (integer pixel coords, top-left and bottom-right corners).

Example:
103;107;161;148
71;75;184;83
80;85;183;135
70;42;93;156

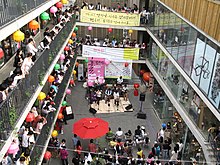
79;1;139;14
46;122;186;165
0;5;78;165
74;1;155;25
82;35;147;49
0;6;76;104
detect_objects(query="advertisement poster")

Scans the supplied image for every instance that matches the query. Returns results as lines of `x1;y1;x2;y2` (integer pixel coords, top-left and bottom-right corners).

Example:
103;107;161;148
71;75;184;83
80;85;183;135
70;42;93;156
208;52;220;109
80;9;140;26
87;57;105;86
105;59;132;79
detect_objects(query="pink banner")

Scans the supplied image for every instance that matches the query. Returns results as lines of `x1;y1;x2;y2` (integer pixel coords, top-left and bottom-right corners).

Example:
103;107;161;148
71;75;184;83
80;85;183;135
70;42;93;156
87;57;105;86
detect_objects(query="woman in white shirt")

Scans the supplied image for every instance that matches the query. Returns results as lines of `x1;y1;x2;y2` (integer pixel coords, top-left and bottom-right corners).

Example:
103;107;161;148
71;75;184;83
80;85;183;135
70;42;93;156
21;53;34;75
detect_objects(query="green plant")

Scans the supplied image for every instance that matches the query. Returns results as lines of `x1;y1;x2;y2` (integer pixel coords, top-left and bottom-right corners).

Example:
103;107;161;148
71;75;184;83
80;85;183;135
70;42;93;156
9;106;17;127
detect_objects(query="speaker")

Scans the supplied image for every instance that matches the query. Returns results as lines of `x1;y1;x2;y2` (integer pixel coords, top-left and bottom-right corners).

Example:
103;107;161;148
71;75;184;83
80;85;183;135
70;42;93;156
139;93;146;102
89;107;97;115
137;112;146;119
125;104;133;110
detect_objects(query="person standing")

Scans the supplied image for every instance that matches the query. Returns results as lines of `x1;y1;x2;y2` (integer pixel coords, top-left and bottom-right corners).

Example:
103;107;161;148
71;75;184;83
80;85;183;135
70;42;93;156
113;90;120;110
72;134;79;149
116;76;123;86
60;146;69;165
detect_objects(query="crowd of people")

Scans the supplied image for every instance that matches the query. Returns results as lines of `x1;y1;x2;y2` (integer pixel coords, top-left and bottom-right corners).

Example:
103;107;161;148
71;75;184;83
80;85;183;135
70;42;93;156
72;1;155;25
0;5;77;104
46;121;187;165
0;5;78;165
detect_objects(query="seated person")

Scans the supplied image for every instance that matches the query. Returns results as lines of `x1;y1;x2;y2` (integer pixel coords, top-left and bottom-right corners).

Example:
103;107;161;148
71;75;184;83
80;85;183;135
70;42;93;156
106;127;114;138
125;130;132;140
115;127;123;139
109;138;117;147
135;125;142;137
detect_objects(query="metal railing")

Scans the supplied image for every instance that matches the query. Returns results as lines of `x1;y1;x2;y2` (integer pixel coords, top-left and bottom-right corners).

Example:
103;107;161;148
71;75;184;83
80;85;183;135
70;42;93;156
0;0;50;28
0;17;76;142
29;57;77;164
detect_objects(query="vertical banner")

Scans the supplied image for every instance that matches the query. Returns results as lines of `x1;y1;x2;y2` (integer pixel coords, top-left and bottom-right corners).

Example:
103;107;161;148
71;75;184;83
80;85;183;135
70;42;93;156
87;57;105;86
77;63;84;81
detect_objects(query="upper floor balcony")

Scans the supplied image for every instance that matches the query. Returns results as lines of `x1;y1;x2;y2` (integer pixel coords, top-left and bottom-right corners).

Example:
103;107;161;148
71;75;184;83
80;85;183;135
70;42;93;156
0;17;76;146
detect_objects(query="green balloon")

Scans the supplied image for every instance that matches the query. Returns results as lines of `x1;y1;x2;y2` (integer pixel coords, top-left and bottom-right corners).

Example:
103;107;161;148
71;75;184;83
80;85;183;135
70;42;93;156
85;58;88;63
40;12;50;20
62;101;67;106
74;27;78;31
54;64;60;70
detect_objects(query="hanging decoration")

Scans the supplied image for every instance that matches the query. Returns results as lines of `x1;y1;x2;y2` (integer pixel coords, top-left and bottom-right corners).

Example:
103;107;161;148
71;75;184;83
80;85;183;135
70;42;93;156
48;75;55;83
12;30;25;42
88;26;93;31
0;48;4;59
124;62;129;67
51;130;58;138
108;28;113;33
59;54;65;61
72;32;76;37
73;70;77;75
128;29;133;34
105;60;110;65
133;83;140;89
25;112;35;122
28;20;39;30
37;92;46;100
62;101;67;106
44;151;52;160
66;89;71;95
85;58;88;63
74;27;78;32
61;0;68;4
58;113;64;119
143;72;150;81
56;2;63;8
50;6;58;14
68;39;73;44
64;46;70;51
75;62;79;67
54;64;61;70
40;12;50;20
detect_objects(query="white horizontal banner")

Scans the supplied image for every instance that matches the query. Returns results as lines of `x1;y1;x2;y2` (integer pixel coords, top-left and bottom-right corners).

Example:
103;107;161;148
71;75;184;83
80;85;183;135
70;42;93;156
82;45;139;60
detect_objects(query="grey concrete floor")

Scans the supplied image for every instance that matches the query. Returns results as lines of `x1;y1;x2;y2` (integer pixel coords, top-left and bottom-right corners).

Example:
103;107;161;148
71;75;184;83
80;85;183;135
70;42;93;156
48;82;162;164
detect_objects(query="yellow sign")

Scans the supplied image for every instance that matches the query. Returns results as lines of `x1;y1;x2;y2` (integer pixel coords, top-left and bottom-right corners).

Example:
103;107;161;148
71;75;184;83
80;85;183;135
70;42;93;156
124;48;139;60
80;9;140;26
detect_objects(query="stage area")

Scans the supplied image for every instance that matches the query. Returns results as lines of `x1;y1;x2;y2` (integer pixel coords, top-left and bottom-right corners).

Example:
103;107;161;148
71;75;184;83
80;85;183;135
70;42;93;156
90;97;134;113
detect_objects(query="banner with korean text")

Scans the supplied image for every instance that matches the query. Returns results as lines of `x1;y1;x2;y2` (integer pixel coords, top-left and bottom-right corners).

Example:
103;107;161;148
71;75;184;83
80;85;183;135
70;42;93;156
80;9;140;26
87;57;105;86
82;45;139;60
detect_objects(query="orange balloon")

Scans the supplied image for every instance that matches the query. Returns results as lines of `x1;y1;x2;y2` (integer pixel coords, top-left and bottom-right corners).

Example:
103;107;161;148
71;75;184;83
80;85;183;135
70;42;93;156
75;62;79;67
72;32;76;37
57;113;64;119
48;75;55;83
143;72;150;81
